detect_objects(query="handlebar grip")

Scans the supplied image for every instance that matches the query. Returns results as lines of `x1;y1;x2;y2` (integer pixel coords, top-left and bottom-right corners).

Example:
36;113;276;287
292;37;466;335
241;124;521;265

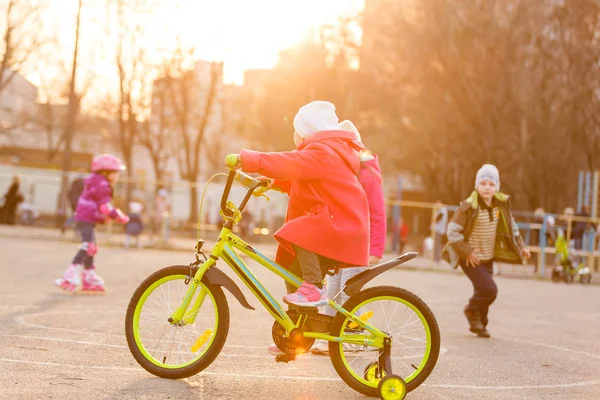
225;154;239;169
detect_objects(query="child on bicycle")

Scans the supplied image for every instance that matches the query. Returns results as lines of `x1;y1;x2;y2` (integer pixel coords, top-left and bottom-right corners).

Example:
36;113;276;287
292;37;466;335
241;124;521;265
311;119;386;355
54;154;130;293
445;164;530;338
230;101;370;355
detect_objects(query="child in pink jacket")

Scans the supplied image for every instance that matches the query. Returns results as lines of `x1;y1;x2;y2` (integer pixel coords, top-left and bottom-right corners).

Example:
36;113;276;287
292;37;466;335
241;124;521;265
312;119;387;354
54;154;130;293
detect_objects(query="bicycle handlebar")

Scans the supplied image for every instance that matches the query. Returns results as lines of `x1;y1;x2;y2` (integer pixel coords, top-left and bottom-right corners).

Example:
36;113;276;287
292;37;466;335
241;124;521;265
221;155;270;218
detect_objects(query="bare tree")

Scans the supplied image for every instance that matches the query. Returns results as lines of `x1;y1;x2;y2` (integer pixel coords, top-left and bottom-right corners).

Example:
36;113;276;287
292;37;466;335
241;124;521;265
137;64;175;191
0;0;49;136
158;41;223;222
27;57;95;163
103;0;158;204
0;0;47;94
57;0;83;215
356;0;593;210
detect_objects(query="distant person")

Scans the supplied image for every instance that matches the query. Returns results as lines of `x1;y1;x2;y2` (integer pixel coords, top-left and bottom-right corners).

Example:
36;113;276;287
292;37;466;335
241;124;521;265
19;201;38;226
432;200;448;263
125;201;144;249
446;164;530;338
54;154;129;293
1;175;24;225
398;216;409;254
573;206;595;250
63;175;86;234
151;188;171;243
68;175;86;212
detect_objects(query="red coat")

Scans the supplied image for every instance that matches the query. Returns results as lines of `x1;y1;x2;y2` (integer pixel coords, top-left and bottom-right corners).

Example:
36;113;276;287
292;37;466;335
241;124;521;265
359;156;386;258
240;130;370;268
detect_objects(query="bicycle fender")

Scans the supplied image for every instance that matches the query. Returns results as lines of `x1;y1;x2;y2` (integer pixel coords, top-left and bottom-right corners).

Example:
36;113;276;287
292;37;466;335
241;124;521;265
202;267;255;310
343;252;418;297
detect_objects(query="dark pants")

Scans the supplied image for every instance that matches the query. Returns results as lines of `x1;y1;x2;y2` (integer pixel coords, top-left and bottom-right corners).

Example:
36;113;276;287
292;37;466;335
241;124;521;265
460;260;497;327
2;203;17;224
284;245;336;294
72;221;96;269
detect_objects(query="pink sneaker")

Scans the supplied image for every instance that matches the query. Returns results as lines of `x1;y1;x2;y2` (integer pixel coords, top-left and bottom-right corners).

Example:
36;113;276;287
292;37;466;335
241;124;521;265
81;267;106;293
283;282;327;307
54;264;82;293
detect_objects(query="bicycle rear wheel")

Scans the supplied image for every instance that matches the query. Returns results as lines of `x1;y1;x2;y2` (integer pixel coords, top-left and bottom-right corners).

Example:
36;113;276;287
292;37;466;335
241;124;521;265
329;286;440;396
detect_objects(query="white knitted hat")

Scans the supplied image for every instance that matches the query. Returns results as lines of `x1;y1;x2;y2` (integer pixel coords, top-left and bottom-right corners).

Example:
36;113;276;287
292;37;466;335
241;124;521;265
293;101;339;138
339;119;361;143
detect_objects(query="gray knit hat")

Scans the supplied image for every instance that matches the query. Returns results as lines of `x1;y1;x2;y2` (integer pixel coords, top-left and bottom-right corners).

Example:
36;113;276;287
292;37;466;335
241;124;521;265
475;164;500;190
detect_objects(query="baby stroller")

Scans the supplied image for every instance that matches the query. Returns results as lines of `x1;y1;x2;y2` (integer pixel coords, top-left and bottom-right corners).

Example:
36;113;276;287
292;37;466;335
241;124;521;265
552;230;592;284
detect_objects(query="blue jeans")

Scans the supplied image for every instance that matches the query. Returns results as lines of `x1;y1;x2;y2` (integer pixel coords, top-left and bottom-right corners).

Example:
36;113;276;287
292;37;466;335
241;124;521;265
72;221;96;269
460;260;497;326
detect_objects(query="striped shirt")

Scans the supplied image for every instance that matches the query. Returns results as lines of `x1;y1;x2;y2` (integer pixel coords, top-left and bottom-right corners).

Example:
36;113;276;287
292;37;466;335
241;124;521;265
468;207;499;261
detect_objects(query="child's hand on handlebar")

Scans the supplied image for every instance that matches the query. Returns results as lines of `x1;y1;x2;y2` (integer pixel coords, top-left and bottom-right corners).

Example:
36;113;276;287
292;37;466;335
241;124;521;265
254;178;273;196
259;178;273;189
225;154;242;170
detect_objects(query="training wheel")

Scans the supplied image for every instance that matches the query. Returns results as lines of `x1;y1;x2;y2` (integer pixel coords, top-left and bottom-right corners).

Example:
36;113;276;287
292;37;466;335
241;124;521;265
364;361;384;384
378;374;407;400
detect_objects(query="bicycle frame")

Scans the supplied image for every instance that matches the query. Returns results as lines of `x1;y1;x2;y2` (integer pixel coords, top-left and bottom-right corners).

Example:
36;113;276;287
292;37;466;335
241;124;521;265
169;227;388;346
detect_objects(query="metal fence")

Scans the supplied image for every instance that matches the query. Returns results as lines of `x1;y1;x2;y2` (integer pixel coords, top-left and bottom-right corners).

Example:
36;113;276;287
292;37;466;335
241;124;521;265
388;200;600;277
2;168;599;277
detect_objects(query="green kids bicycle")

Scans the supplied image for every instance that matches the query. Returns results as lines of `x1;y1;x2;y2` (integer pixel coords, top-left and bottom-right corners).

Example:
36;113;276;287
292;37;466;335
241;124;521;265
125;155;441;399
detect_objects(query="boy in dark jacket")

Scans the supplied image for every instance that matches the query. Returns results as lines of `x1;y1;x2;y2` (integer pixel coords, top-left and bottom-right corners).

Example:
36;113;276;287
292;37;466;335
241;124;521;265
446;164;530;338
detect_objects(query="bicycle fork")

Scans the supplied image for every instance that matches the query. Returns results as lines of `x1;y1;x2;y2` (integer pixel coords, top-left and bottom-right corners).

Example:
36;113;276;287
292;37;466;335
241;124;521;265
168;256;215;325
377;336;393;378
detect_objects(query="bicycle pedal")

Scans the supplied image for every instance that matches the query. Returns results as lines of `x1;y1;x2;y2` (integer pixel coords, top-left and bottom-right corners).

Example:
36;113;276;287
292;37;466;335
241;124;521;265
275;354;296;363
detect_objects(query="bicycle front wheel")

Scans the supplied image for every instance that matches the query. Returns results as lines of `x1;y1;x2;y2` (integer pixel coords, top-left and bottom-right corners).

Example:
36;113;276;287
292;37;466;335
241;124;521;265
329;286;440;396
125;265;229;379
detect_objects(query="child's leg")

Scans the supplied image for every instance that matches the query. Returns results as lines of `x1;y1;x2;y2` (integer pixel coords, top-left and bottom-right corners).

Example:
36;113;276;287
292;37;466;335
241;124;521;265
461;261;497;311
292;245;324;287
324;266;367;316
460;261;497;331
324;273;343;316
56;221;95;292
339;267;367;304
282;245;327;307
284;257;303;295
83;228;96;270
72;222;96;266
82;231;106;292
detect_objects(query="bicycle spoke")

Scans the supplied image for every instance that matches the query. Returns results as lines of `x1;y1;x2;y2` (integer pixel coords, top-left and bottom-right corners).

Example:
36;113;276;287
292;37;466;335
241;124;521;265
339;294;432;388
136;276;219;367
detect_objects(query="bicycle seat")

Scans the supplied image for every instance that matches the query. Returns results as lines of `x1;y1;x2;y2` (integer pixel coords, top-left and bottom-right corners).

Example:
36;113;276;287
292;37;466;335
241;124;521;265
344;253;418;297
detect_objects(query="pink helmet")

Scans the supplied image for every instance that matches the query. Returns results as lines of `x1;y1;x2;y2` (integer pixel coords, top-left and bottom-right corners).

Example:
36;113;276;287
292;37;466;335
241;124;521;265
91;154;126;172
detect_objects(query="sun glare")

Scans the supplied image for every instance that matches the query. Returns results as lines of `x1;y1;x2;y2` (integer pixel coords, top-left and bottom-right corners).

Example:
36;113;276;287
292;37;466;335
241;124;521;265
120;0;364;83
25;0;363;104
